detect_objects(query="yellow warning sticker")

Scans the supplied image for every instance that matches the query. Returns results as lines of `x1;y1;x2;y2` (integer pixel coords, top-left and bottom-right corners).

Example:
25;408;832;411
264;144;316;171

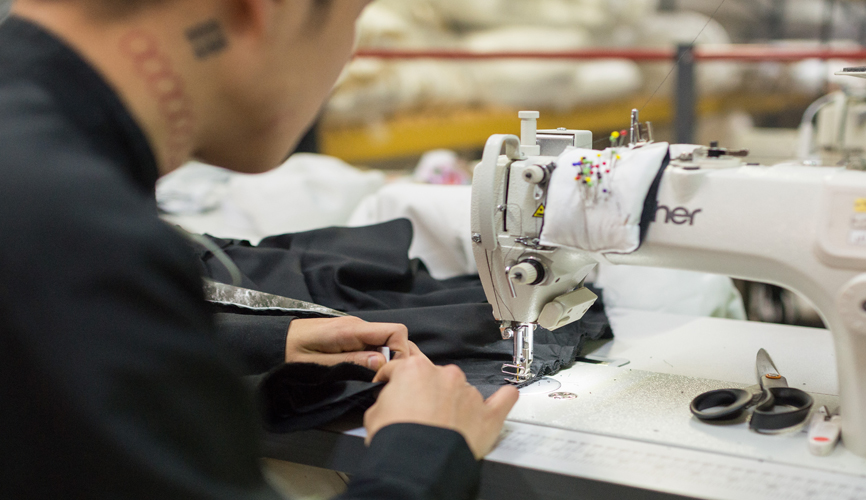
533;205;545;218
856;198;866;213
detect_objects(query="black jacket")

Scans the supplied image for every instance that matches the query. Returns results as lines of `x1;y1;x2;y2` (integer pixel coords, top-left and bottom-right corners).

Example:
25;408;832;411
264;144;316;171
0;16;478;500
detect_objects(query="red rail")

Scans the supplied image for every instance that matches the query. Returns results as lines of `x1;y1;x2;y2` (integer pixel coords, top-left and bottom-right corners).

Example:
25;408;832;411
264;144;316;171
354;46;866;62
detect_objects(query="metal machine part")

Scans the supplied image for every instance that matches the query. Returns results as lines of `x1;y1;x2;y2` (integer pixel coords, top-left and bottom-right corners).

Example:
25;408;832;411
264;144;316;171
471;109;866;456
517;378;562;394
472;114;600;384
508;259;545;286
537;128;593;157
801;72;866;169
676;142;749;163
501;322;536;383
517;109;592;158
629;108;654;145
521;164;548;184
538;286;597;330
518;111;541;157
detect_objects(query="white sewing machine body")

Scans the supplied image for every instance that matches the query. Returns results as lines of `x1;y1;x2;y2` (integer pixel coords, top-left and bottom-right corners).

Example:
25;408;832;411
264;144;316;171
470;114;866;457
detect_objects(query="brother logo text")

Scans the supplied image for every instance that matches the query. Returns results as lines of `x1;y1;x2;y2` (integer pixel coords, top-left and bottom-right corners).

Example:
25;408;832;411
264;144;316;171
654;205;702;225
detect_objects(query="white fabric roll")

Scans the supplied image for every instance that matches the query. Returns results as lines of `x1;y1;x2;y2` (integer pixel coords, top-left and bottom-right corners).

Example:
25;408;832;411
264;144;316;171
464;27;641;110
597;264;747;319
348;183;476;280
430;0;657;30
158;154;386;243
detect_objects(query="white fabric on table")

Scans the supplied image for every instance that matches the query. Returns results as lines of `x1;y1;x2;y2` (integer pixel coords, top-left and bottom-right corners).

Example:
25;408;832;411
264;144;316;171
348;183;475;280
156;162;231;215
596;264;747;320
157;154;386;244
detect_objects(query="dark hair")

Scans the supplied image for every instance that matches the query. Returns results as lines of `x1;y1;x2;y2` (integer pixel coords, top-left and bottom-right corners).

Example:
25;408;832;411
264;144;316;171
28;0;167;17
35;0;333;18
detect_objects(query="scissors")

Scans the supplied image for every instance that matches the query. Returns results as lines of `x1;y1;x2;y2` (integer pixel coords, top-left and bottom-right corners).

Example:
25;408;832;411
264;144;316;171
690;348;814;431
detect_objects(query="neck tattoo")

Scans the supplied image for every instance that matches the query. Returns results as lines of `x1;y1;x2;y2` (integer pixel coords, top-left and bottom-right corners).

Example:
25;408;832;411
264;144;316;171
185;20;228;60
120;30;195;170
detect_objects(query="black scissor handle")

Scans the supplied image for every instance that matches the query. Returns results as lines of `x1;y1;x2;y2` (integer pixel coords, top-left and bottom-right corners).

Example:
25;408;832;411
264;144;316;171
749;387;813;431
690;388;753;421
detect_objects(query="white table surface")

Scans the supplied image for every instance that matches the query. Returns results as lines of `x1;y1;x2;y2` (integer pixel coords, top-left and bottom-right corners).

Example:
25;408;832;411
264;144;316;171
271;308;866;500
485;308;866;499
598;307;838;394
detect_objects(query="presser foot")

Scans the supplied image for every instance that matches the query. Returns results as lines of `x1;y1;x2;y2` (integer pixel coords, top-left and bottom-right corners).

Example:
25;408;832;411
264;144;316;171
502;363;533;384
502;322;536;384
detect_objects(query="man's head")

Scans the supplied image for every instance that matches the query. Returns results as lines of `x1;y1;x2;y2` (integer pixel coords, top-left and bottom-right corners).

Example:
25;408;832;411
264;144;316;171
14;0;373;174
187;0;374;173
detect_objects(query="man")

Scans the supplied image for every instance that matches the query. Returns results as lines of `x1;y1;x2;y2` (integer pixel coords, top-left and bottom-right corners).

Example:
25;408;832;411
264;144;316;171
0;1;518;498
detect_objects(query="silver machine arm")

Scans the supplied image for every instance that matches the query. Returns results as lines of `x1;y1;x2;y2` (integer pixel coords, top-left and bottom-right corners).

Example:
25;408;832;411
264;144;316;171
470;110;866;458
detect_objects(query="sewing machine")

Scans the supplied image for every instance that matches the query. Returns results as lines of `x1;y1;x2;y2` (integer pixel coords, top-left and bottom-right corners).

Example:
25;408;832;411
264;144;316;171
470;109;866;459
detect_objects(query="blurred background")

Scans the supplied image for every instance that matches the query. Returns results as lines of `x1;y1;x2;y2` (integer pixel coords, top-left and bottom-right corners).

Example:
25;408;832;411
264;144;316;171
315;0;866;169
310;0;866;329
162;0;866;329
7;0;864;328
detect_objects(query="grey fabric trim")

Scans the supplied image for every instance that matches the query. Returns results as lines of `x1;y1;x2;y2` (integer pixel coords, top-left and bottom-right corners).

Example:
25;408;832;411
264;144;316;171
203;279;348;318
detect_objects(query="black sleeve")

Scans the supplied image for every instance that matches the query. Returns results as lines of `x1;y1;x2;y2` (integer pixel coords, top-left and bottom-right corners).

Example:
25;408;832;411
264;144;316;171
0;151;283;500
214;313;294;375
340;424;481;500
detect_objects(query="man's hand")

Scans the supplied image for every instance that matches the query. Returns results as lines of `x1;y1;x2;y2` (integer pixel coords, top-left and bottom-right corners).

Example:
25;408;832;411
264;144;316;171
285;316;410;371
364;356;519;460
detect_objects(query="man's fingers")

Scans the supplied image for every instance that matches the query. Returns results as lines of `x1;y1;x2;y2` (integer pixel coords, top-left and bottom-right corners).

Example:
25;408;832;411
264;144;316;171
365;322;410;358
346;351;388;371
394;341;432;364
371;357;403;383
392;340;421;359
290;317;409;353
408;341;422;356
484;385;519;422
371;353;432;383
363;402;380;446
333;319;410;358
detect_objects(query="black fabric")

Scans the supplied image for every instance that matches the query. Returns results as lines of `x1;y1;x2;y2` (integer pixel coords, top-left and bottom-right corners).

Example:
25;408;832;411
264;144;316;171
215;312;294;375
258;362;382;433
0;16;480;500
197;219;612;398
638;150;672;244
354;424;481;500
0;17;277;500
